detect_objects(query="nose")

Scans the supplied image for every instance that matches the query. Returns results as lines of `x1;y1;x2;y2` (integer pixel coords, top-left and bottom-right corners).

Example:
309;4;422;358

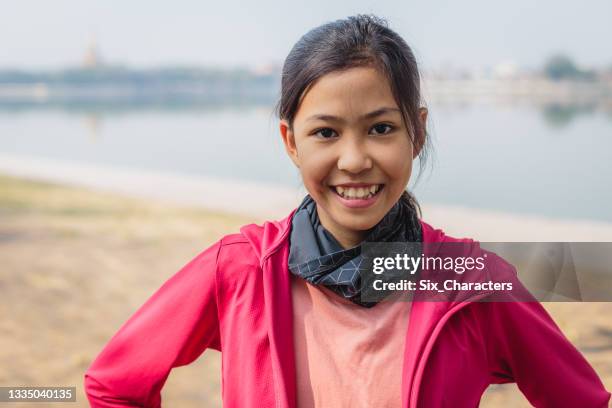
336;137;373;174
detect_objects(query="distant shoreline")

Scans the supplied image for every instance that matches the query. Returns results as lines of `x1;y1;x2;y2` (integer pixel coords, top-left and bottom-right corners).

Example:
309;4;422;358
1;152;611;241
1;77;611;107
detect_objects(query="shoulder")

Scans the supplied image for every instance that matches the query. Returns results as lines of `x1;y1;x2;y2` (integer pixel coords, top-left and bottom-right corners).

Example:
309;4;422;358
180;231;261;284
219;232;250;247
217;232;260;267
214;229;270;286
419;219;477;244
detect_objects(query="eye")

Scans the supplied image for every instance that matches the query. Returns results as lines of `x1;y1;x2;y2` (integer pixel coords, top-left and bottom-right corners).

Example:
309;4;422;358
370;123;394;135
313;127;338;139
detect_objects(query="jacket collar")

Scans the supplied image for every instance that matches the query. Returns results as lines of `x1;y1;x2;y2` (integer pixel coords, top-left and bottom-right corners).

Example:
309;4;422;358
240;208;298;267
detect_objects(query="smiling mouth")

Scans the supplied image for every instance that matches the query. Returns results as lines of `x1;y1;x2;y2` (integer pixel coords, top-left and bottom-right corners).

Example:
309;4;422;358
330;184;384;200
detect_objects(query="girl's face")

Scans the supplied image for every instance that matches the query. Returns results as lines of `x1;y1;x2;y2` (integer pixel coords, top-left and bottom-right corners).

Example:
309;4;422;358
280;66;427;249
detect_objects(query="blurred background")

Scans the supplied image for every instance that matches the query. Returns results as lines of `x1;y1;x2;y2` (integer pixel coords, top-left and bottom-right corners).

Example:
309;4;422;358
1;1;611;406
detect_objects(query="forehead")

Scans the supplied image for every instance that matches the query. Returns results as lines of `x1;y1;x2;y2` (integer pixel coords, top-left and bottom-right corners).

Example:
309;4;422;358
295;66;399;122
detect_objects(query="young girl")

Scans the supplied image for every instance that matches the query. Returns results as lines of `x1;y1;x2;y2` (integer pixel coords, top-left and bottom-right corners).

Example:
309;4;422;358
84;15;610;407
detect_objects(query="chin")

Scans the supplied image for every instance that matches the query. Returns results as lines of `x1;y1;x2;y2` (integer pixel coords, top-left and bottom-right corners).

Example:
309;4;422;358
335;212;383;232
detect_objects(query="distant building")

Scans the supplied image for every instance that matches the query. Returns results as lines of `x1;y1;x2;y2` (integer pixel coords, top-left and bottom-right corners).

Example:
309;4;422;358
251;62;281;76
83;39;103;69
493;61;519;79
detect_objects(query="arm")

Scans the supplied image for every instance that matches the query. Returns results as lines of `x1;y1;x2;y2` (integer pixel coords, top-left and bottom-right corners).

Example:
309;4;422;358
485;272;611;407
84;240;223;407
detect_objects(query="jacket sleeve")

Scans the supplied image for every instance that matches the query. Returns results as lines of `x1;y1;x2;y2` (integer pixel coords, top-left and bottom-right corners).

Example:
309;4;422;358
485;271;611;407
84;240;223;407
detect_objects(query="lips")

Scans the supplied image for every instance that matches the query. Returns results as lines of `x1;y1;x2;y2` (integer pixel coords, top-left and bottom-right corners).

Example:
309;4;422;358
330;184;384;200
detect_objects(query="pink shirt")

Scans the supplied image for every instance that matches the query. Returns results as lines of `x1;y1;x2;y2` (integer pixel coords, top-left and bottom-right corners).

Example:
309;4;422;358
291;274;412;408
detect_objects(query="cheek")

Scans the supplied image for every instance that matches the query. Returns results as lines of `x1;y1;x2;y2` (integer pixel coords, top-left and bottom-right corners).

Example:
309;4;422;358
377;142;413;181
297;145;334;187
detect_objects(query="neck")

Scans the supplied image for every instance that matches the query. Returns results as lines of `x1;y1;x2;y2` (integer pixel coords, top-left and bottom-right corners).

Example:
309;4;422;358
316;207;366;250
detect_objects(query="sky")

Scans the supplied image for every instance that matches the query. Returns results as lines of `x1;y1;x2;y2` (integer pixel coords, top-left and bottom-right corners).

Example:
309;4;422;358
1;0;610;71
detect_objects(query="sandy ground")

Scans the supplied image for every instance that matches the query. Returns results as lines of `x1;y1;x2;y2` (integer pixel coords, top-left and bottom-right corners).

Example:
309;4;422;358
0;174;610;407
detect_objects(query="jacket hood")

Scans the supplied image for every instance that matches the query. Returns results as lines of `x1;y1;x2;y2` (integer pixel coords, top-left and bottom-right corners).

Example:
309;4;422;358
239;208;299;264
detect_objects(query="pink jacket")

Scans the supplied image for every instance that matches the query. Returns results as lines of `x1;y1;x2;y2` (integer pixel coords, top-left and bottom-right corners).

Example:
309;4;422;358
84;208;611;407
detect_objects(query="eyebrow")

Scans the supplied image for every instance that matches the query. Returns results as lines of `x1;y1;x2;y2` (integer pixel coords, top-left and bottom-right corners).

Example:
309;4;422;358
305;107;401;123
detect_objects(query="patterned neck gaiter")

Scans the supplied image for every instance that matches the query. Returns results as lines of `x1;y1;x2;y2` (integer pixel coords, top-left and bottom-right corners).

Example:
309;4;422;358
288;193;422;308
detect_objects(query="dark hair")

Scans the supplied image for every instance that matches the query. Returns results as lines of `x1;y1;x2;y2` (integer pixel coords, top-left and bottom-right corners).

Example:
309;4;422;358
275;14;431;218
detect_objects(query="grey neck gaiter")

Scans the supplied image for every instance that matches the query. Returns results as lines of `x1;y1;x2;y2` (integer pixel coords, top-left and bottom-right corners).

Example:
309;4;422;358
287;193;422;308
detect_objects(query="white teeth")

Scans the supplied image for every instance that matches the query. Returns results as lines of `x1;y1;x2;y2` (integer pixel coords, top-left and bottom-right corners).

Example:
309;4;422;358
333;184;382;199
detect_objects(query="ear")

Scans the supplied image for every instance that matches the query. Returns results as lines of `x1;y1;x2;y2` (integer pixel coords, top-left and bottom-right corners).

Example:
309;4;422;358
412;107;428;159
279;119;300;168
